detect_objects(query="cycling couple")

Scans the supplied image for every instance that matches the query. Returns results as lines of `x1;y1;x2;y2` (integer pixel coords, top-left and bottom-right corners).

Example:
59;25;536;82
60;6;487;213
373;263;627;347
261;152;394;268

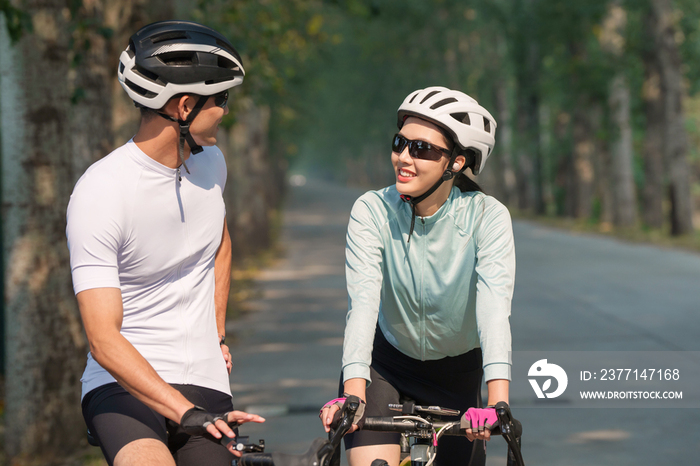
67;21;515;466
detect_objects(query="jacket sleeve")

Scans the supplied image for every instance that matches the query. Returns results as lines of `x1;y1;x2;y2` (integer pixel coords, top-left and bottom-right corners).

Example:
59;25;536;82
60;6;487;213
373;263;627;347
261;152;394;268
341;196;384;385
474;197;515;382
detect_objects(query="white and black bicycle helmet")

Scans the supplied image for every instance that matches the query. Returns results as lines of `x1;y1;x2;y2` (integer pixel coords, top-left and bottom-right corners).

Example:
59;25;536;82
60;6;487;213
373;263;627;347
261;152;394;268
397;86;496;175
118;20;245;110
118;21;245;171
396;87;497;242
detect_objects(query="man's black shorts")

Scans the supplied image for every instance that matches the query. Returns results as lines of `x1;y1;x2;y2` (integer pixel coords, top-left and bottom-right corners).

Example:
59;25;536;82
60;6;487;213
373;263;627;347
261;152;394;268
82;383;236;466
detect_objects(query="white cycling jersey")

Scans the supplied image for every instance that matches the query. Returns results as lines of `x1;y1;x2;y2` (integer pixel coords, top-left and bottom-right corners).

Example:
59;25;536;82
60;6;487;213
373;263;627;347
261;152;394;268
66;140;230;399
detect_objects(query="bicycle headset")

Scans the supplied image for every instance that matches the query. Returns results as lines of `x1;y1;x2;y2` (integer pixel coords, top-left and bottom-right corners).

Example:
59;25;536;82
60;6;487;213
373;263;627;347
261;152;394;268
396;86;497;241
117;20;245;173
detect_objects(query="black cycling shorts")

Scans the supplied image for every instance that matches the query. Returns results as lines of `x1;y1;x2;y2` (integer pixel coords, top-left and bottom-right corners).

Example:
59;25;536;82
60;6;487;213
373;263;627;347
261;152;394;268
343;329;486;466
82;383;237;466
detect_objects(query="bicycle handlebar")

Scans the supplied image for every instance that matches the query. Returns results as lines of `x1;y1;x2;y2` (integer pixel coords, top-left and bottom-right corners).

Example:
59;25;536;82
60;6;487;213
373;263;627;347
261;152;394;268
237;399;524;466
238;454;273;466
237;396;362;466
361;416;522;438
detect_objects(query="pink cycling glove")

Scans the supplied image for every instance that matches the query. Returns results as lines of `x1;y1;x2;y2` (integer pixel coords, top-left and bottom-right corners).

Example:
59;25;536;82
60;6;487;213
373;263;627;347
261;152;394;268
320;397;366;427
461;407;497;432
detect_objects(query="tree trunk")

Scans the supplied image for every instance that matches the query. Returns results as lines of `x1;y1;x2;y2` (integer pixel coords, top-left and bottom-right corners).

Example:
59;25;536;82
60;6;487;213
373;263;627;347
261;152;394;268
223;98;276;260
608;74;637;226
600;2;637;227
2;4;87;460
70;0;114;177
641;49;665;229
106;0;175;146
489;78;517;205
649;0;694;234
571;103;595;219
513;0;543;214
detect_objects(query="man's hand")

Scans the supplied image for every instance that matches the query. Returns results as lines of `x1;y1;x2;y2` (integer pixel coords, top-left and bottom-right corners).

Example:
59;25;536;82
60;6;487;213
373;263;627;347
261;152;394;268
220;342;232;374
180;407;265;456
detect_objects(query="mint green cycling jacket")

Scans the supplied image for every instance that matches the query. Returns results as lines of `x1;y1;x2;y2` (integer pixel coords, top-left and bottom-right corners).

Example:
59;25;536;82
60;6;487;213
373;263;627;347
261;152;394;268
342;185;515;384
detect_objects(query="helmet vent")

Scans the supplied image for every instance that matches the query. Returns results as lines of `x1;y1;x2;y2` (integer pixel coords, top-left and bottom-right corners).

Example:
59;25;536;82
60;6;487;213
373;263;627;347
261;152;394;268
133;64;163;84
430;97;457;109
451;113;471;125
483;117;491;132
205;76;235;85
408;91;420;104
125;79;157;98
151;31;189;44
126;41;136;58
119;62;125;74
216;39;237;56
159;52;198;66
420;90;440;104
217;55;236;70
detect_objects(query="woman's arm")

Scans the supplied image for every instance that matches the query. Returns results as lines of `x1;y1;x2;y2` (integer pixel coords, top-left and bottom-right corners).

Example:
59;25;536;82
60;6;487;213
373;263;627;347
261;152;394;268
474;198;516;384
322;196;384;432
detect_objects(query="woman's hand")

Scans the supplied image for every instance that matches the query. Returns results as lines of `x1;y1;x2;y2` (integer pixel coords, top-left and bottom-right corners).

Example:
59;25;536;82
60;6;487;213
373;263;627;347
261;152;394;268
463;378;510;442
320;397;345;433
462;407;497;442
320;378;367;433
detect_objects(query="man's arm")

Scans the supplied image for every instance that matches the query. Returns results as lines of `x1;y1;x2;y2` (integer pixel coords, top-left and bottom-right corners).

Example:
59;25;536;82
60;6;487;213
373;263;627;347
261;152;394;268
215;221;232;340
78;288;193;422
215;221;233;373
77;288;261;442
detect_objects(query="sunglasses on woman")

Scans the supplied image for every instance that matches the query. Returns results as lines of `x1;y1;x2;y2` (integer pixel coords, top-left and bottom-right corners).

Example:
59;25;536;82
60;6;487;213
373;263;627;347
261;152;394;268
392;133;450;161
212;90;229;108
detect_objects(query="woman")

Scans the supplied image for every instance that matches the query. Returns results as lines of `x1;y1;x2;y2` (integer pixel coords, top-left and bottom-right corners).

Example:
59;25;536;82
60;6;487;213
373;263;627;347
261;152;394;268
320;87;515;466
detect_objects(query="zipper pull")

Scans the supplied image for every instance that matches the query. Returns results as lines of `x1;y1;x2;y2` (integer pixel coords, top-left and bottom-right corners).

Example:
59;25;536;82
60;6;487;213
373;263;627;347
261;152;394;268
177;167;182;182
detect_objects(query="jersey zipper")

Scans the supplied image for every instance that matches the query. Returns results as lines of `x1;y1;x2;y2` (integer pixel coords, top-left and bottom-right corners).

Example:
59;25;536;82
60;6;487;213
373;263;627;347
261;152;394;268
175;169;194;383
420;217;426;361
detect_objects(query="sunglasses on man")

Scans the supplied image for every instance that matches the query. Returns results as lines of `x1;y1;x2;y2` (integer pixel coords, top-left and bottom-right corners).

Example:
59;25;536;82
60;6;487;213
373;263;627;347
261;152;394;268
392;133;450;161
212;90;229;108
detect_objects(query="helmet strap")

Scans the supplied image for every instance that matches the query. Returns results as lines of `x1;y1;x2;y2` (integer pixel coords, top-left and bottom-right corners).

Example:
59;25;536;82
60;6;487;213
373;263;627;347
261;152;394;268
156;95;209;174
399;146;461;243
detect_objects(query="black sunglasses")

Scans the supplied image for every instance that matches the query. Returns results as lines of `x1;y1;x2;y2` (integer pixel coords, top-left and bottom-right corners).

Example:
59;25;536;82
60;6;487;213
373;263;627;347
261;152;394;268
212;90;229;108
392;133;450;161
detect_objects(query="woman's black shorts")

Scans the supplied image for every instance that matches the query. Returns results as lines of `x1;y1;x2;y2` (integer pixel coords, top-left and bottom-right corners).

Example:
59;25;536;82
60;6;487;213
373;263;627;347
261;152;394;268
342;329;486;466
82;383;236;466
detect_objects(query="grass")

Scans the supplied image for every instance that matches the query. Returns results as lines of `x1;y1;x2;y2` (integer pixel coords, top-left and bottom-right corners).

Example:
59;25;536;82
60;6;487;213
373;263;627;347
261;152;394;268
512;211;700;254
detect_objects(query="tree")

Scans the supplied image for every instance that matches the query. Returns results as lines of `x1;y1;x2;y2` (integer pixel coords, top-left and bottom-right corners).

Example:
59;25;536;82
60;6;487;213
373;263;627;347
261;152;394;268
2;2;86;459
645;0;694;234
601;1;637;227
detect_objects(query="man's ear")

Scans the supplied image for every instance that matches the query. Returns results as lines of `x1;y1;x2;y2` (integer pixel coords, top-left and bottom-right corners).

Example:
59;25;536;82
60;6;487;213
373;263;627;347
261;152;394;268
176;95;196;120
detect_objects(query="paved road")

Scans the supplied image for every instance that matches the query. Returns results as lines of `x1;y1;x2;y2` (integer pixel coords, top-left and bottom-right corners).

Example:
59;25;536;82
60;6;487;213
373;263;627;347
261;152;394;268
228;179;700;465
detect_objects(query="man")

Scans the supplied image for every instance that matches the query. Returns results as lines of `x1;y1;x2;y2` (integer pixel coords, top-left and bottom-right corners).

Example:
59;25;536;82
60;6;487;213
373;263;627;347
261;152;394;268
66;21;264;466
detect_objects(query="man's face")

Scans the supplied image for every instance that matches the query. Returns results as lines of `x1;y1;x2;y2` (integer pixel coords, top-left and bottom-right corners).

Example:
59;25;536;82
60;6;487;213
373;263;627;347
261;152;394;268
189;95;228;147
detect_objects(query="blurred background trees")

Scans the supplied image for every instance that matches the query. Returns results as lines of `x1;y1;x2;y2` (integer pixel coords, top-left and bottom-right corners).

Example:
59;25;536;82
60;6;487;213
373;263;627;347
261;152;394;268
1;0;699;462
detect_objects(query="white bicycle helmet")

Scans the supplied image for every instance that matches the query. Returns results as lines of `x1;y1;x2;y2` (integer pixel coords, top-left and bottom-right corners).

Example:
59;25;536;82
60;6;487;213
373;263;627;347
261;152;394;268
118;20;245;110
397;86;496;175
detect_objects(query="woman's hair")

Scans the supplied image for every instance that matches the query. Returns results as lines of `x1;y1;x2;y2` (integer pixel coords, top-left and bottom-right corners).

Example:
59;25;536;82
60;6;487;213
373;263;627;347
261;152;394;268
454;172;483;193
434;125;483;193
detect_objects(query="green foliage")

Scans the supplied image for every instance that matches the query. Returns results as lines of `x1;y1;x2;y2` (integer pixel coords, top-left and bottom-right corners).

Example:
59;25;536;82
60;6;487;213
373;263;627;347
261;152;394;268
190;0;699;226
0;0;32;43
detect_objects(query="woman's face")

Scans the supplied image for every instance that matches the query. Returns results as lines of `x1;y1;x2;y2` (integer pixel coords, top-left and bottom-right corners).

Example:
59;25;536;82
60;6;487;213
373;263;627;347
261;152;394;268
392;117;452;198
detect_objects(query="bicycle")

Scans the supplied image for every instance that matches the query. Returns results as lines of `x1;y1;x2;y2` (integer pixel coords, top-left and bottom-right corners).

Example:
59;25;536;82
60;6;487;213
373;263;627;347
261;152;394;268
232;396;524;466
359;400;524;466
